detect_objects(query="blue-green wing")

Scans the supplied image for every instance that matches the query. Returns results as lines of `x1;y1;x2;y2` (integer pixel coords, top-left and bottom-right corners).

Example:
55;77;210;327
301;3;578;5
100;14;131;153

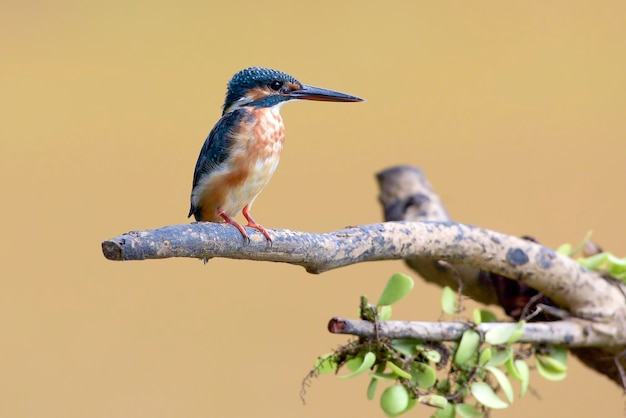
188;109;244;219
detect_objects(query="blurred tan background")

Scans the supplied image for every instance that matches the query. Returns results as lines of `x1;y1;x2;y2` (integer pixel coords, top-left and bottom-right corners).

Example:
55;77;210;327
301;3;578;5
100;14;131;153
2;1;625;417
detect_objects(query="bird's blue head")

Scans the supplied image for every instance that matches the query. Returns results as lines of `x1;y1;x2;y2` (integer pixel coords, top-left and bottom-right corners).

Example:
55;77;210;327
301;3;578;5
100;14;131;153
222;67;363;114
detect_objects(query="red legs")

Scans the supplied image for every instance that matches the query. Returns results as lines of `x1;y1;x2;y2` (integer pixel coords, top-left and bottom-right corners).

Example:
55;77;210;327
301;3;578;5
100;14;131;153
218;209;250;243
217;206;272;245
242;205;272;244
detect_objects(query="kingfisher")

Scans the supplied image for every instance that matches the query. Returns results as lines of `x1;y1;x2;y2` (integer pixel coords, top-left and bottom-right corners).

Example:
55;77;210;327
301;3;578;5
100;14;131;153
188;67;363;243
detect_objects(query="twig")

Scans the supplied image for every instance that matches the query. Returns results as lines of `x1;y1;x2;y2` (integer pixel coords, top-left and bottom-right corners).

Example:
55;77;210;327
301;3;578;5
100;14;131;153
327;317;618;347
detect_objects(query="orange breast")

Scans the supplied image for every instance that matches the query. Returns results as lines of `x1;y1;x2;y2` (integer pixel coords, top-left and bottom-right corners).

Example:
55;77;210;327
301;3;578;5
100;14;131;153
197;106;285;221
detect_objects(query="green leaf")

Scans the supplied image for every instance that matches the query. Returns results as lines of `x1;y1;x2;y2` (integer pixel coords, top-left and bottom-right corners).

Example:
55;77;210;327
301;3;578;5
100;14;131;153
507;328;524;344
391;339;420;357
380;385;410;417
367;377;378;400
378;305;393;321
371;372;397;381
537;346;568;372
378;273;414;306
411;362;437;389
436;378;451;394
471;382;509;409
473;308;497;324
345;357;362;372
556;243;572;255
536;356;567;381
485;366;514;403
435;402;456;418
455;403;483;418
441;286;457;315
484;322;525;345
504;355;521;381
423;349;442;364
486;348;512;367
607;253;626;267
536;346;567;381
472;309;482;325
608;254;626;279
515;359;530;397
314;353;337;375
578;252;609;270
418;394;448;409
387;361;412;379
478;347;492;366
454;330;481;366
339;352;376;379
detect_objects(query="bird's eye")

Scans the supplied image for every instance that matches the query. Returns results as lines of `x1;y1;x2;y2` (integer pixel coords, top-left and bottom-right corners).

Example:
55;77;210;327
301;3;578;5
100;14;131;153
269;80;283;91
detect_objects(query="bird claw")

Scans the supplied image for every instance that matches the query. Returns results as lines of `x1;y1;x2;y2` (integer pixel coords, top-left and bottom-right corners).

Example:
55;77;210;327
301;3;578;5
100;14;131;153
242;205;272;246
246;224;273;247
218;207;272;246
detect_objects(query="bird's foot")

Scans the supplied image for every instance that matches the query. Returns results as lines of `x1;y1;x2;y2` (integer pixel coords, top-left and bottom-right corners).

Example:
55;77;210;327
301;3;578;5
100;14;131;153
242;206;273;247
245;222;272;246
218;211;250;244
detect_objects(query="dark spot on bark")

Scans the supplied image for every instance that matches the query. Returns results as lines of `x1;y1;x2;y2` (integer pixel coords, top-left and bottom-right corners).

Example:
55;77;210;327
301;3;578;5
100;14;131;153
506;248;529;266
491;236;501;244
535;247;556;269
452;224;465;242
383;199;407;221
406;193;429;209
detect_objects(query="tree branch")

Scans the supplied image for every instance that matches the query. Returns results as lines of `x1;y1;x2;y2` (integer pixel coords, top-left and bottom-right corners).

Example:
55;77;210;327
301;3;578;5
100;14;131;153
101;164;626;385
102;220;623;321
327;317;612;347
377;165;496;305
375;165;626;387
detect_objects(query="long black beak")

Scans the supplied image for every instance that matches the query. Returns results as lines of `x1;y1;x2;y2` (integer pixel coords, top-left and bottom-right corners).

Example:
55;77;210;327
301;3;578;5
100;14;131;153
289;84;364;102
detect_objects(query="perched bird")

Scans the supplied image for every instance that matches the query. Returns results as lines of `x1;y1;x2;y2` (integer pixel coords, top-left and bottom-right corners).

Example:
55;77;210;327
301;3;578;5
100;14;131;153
189;67;363;243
